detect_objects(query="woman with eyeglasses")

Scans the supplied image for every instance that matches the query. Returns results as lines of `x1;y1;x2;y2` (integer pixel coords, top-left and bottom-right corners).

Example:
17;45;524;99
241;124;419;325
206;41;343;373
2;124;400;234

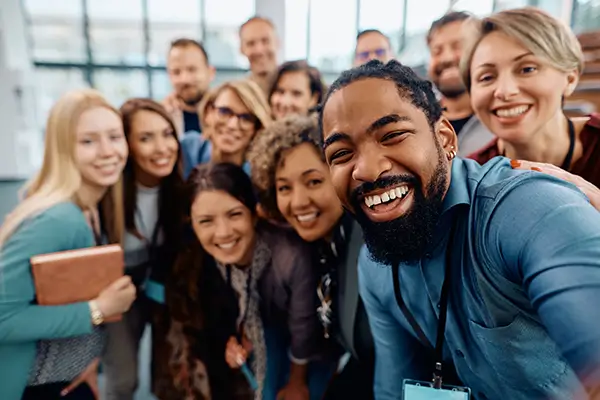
268;61;326;121
180;80;272;179
249;115;375;399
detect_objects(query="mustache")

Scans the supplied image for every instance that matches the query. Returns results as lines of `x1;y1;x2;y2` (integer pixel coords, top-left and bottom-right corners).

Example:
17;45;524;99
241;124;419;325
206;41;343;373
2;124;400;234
434;61;459;77
350;175;417;204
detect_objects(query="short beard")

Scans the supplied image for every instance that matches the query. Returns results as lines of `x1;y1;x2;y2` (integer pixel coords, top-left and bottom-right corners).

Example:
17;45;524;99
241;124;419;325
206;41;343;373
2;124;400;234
432;62;467;100
437;84;466;100
179;90;205;107
351;149;448;266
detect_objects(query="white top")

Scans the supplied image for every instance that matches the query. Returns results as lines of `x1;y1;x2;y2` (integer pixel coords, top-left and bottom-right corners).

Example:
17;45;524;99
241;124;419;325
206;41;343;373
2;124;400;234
123;183;161;268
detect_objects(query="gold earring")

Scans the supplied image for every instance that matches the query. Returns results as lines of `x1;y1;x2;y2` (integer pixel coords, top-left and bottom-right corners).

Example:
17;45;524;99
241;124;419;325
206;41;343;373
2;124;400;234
447;146;457;161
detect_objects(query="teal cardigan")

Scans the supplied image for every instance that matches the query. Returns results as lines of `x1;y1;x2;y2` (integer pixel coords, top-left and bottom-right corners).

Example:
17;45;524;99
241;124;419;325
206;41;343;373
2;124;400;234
0;202;95;399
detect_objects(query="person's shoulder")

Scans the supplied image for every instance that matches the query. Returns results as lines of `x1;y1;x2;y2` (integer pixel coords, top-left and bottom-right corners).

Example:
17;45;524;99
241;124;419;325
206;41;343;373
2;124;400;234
357;245;390;286
260;221;310;254
4;202;93;254
470;158;589;227
580;114;600;143
584;113;600;129
30;202;88;228
477;158;581;198
180;130;203;146
465;138;500;164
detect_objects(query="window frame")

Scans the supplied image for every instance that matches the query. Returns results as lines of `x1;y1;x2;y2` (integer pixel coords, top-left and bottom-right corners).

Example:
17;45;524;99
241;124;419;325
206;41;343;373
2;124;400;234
21;0;249;98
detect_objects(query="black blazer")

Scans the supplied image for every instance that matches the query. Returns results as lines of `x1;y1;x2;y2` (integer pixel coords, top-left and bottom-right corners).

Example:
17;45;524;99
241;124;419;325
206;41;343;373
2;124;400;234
187;222;321;398
324;217;374;362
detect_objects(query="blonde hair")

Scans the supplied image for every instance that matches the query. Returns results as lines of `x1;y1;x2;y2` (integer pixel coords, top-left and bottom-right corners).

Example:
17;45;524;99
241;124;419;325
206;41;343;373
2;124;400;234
197;87;219;139
460;7;584;92
214;79;272;129
0;89;125;248
210;80;272;159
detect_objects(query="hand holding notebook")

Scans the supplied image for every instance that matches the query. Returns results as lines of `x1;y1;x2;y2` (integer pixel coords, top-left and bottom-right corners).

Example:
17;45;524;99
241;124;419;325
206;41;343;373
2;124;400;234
93;275;136;321
30;244;135;323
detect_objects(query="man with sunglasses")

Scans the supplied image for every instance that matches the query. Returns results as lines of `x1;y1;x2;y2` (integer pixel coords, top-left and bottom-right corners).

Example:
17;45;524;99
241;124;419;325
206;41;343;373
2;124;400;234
354;30;395;67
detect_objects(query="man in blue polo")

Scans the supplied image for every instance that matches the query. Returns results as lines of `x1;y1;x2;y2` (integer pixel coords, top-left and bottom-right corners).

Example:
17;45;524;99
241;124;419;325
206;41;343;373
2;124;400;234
319;59;600;400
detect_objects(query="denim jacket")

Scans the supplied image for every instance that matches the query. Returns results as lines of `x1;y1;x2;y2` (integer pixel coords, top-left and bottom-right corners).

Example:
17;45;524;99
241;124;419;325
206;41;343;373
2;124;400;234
359;157;600;400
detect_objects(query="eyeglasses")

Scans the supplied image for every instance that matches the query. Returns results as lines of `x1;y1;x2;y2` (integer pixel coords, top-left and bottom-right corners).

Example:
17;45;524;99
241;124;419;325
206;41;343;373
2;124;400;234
214;106;259;130
355;48;388;61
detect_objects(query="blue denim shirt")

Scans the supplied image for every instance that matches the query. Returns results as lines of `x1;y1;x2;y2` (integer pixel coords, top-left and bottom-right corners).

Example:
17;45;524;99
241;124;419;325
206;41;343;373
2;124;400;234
359;157;600;400
180;130;251;179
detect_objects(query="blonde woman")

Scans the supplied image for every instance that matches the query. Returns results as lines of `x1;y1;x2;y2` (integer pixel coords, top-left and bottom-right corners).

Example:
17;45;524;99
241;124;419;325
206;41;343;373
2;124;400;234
463;7;600;189
180;80;272;179
0;89;136;400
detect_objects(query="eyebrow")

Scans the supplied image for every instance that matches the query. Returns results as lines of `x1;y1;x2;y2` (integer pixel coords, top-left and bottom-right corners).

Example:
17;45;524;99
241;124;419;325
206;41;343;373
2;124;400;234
476;51;534;69
79;129;120;137
301;168;320;176
322;113;411;151
195;207;243;219
276;169;320;182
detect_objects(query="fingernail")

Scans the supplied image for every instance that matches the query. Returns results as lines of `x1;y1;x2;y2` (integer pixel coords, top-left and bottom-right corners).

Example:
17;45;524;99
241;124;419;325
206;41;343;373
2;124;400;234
510;160;521;168
60;390;68;396
531;166;542;172
236;355;244;366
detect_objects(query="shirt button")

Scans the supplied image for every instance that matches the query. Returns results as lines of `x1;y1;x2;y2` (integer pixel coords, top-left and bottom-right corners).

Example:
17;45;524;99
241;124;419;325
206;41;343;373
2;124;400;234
425;253;432;259
455;350;465;358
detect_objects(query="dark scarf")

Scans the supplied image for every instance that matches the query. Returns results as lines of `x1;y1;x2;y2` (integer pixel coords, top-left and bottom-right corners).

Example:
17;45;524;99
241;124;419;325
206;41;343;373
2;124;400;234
217;237;270;399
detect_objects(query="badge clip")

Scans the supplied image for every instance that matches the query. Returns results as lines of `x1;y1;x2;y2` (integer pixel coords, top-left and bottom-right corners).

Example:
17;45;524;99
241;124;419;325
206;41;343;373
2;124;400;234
432;362;443;389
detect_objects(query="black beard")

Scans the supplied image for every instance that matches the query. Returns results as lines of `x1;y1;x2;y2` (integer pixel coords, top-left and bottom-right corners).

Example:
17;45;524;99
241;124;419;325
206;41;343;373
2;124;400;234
350;152;448;266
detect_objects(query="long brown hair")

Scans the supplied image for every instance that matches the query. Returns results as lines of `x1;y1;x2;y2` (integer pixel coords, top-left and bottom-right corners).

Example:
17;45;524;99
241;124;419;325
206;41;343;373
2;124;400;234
120;98;184;252
267;60;327;110
167;162;258;329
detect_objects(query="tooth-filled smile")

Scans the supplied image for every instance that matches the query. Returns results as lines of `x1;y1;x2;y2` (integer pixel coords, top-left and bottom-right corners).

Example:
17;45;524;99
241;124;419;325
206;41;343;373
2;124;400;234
364;185;410;208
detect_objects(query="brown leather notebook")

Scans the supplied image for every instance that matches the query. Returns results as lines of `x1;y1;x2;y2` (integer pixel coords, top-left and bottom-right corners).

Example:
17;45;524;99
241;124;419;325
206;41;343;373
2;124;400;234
30;244;125;322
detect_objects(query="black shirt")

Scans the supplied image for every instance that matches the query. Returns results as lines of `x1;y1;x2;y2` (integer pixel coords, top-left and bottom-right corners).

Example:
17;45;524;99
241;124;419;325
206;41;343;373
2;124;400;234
449;114;473;136
183;110;201;133
314;213;374;361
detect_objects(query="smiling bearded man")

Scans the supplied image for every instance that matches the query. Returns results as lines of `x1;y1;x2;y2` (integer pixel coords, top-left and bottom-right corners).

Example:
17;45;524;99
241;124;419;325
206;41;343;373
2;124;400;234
318;59;600;400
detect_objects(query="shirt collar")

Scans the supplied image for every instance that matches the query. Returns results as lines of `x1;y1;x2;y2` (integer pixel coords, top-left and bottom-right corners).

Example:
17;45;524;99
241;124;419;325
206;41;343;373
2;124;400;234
441;157;472;215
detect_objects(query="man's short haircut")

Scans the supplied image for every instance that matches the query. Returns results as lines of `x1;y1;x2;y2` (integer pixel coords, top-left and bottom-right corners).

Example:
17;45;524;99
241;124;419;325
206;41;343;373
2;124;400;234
427;11;472;44
356;29;391;49
318;60;443;142
169;38;210;65
239;16;276;36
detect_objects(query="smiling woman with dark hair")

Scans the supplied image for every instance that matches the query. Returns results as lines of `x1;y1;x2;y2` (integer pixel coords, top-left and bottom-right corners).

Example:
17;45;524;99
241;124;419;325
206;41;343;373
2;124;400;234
249;115;375;399
101;98;185;400
165;162;323;400
268;61;326;121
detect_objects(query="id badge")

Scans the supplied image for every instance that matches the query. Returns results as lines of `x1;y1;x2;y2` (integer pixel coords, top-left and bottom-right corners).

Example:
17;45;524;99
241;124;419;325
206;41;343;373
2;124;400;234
403;379;471;400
